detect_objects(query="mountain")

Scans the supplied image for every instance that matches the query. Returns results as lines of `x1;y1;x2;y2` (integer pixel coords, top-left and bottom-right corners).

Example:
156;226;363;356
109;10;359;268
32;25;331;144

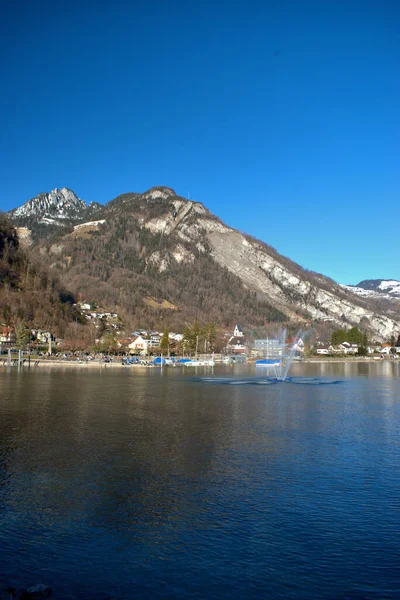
342;279;400;300
7;186;400;341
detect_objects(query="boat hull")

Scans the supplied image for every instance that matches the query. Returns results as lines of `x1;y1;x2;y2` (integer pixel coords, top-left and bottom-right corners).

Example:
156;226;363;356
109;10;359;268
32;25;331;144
255;359;281;368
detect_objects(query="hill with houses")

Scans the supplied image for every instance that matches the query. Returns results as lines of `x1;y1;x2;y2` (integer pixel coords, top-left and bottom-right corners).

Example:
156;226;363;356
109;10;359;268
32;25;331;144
3;185;400;345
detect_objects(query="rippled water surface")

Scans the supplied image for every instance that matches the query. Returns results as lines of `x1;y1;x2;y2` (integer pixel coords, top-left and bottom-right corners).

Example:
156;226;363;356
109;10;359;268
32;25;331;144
0;362;399;599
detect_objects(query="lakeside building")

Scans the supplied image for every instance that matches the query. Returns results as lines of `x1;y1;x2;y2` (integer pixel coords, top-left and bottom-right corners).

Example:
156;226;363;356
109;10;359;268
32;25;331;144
316;345;330;355
252;338;281;358
31;329;54;344
149;332;161;348
128;335;150;354
226;325;246;355
0;326;16;346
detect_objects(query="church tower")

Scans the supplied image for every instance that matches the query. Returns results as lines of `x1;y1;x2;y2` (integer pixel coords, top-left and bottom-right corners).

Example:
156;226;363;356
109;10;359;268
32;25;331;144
233;324;243;338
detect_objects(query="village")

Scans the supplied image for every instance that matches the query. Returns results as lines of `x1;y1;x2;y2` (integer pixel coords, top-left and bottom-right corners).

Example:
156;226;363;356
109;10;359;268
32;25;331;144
1;302;399;363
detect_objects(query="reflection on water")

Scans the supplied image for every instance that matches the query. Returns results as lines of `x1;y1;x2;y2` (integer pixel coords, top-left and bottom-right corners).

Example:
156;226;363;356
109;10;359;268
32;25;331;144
198;376;342;385
0;363;399;600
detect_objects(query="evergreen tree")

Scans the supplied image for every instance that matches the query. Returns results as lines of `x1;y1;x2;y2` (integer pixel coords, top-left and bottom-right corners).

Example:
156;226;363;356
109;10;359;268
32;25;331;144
183;322;202;353
347;327;363;344
101;332;116;353
98;316;108;337
331;327;366;346
16;321;31;349
160;328;170;355
331;329;347;345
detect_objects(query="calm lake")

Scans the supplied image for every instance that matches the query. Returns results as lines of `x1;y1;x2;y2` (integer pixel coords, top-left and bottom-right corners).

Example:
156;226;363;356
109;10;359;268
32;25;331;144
0;362;399;599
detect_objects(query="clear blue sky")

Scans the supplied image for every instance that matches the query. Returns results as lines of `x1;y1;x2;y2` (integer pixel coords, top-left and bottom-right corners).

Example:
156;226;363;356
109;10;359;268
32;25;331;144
1;0;398;284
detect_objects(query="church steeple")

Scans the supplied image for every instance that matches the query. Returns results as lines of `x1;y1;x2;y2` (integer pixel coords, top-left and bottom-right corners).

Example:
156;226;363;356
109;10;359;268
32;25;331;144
233;324;243;338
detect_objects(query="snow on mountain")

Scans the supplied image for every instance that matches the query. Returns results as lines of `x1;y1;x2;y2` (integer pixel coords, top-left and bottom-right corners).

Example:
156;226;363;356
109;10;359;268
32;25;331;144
377;280;400;295
342;279;400;300
73;220;106;231
9;187;87;223
341;285;377;298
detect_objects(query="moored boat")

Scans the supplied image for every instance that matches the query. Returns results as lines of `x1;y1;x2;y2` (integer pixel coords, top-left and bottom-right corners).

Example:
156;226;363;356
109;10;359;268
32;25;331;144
255;358;281;368
184;358;215;367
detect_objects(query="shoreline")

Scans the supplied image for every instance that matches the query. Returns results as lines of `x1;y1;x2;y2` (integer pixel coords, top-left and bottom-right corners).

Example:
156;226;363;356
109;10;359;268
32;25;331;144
1;357;397;369
0;359;140;369
304;357;398;364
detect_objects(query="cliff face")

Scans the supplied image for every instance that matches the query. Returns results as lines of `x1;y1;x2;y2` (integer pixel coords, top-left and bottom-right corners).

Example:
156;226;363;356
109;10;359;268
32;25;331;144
139;196;398;339
8;186;400;340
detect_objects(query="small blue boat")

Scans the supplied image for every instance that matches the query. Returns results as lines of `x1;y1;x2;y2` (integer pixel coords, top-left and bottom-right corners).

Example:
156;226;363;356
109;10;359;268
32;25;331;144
255;359;281;368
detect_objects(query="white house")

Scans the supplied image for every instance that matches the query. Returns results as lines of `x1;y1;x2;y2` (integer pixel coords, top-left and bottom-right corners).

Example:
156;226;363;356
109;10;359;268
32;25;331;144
148;333;161;348
338;342;358;354
316;345;330;355
378;345;392;355
31;329;53;343
128;335;149;354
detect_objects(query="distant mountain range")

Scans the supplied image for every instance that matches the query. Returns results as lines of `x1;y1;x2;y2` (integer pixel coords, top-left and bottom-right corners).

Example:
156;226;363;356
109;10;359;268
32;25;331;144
6;186;400;341
342;280;400;300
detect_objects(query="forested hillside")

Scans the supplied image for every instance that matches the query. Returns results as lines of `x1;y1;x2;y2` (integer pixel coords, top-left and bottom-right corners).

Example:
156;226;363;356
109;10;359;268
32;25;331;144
35;208;286;331
0;214;82;336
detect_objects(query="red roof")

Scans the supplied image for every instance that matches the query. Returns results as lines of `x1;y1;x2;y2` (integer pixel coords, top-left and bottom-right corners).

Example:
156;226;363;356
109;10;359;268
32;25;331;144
1;326;14;335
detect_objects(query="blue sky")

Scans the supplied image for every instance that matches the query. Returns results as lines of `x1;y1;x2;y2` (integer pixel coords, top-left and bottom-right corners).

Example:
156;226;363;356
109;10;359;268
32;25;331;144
1;0;398;284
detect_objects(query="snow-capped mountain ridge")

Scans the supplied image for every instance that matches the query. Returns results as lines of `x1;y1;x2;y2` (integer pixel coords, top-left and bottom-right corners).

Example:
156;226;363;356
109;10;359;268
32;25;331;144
10;187;87;223
342;279;400;300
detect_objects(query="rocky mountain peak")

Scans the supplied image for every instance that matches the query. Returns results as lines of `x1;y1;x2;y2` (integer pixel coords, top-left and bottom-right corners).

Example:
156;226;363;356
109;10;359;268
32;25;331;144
10;187;87;223
142;186;177;201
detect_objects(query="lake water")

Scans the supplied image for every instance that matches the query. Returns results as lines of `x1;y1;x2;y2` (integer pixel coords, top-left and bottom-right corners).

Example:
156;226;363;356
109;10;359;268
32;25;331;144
0;362;399;599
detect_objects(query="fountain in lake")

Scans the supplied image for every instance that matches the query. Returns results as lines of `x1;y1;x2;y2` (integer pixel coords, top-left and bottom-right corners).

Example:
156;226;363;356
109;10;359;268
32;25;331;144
255;328;304;381
196;328;341;386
